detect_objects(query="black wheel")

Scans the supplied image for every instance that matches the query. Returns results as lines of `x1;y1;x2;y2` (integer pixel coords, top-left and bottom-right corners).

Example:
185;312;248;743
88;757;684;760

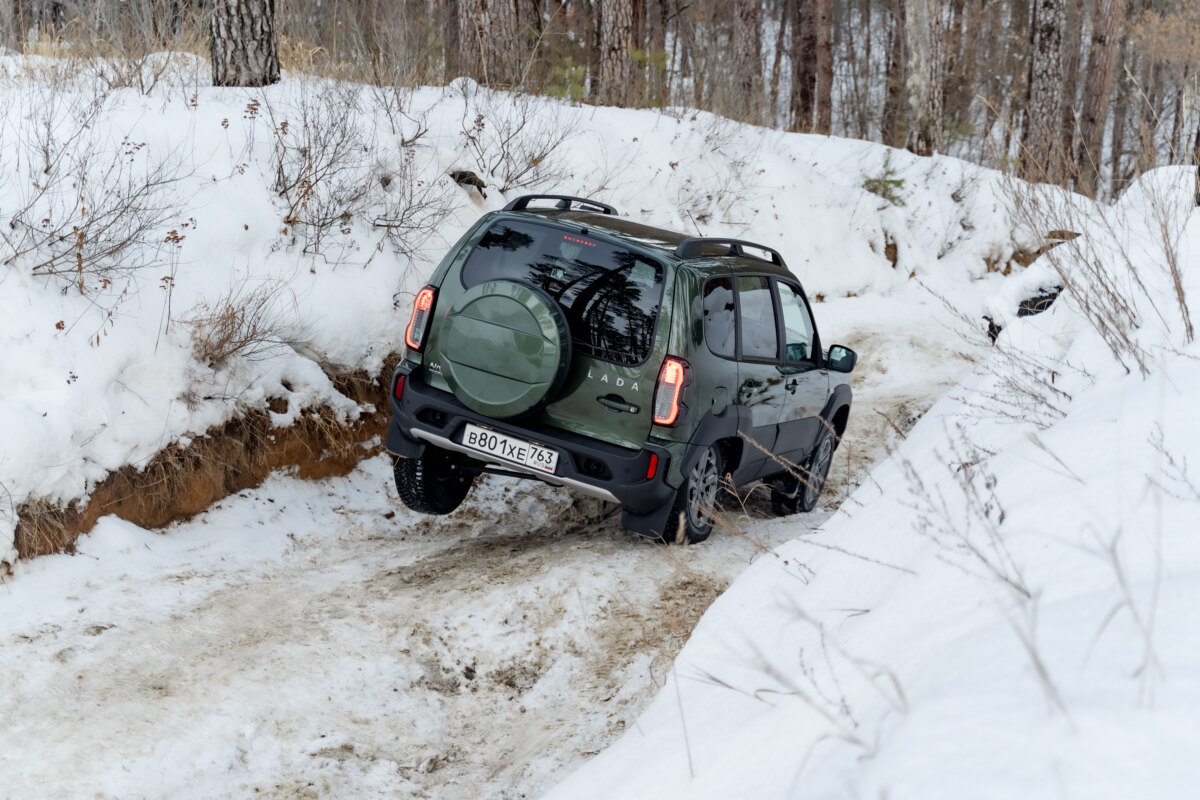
770;429;836;515
393;446;475;515
663;445;724;545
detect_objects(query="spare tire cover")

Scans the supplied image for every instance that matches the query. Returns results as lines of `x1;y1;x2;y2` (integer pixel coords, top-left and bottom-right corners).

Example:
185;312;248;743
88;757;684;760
439;280;571;418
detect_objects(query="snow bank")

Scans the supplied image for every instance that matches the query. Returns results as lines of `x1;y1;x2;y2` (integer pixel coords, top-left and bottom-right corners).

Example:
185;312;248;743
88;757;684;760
0;63;1035;568
544;170;1200;798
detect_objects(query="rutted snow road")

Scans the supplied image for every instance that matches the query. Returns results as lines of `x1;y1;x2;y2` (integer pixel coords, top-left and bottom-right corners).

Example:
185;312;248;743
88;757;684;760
0;285;988;799
0;464;829;799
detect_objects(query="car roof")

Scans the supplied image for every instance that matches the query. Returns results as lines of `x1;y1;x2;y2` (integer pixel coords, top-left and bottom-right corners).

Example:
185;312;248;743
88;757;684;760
501;209;797;280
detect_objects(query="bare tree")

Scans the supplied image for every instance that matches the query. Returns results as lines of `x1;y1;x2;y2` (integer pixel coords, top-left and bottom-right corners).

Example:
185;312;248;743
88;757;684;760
517;0;543;85
905;0;942;155
458;0;484;79
1076;0;1125;196
733;0;763;121
1109;35;1131;196
486;0;519;85
815;0;832;133
1020;0;1064;181
211;0;280;87
1057;0;1083;185
1194;125;1200;206
600;0;635;105
9;0;65;46
646;0;667;104
882;0;905;146
789;0;817;131
443;0;461;78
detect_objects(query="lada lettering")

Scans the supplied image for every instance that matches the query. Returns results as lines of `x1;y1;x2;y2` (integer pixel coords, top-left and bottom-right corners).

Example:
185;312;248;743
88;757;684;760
586;368;640;392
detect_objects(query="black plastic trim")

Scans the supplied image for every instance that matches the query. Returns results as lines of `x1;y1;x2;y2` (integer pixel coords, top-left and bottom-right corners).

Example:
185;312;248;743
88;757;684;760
386;366;677;518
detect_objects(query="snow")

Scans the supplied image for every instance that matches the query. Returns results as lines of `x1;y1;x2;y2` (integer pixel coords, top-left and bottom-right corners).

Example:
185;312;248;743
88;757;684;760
5;57;1196;800
543;172;1200;799
0;456;841;798
0;67;1032;565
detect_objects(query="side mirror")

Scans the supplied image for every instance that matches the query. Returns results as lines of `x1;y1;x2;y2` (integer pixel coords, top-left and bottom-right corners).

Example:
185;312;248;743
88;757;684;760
826;344;857;373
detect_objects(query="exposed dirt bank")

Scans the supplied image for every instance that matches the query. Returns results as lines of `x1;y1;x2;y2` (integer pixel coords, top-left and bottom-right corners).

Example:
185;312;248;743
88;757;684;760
14;356;400;559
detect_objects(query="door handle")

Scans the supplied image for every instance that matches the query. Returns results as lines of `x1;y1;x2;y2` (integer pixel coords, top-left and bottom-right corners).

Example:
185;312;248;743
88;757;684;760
597;395;639;414
785;379;799;394
739;380;760;396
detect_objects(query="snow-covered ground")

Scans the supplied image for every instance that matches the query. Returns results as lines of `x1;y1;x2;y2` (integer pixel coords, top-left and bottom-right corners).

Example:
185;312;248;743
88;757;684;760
10;57;1186;800
0;276;989;798
544;171;1200;799
1;460;822;798
0;64;1031;565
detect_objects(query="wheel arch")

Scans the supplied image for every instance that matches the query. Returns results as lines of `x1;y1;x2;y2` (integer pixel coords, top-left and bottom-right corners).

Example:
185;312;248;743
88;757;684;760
820;383;853;443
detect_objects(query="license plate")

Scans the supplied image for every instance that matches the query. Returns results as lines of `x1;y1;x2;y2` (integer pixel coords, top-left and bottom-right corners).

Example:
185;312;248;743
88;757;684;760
461;424;559;474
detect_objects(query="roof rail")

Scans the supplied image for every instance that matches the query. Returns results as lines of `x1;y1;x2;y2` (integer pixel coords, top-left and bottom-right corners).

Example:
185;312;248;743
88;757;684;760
502;194;618;215
675;238;787;266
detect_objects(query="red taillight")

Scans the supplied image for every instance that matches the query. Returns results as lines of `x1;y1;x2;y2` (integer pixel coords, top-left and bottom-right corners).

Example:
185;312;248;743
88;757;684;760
393;375;405;402
405;286;436;351
653;357;687;426
646;452;659;480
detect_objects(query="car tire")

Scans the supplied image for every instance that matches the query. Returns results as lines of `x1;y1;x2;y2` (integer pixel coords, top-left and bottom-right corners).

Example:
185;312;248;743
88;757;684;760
393;447;475;515
663;445;724;545
770;428;836;515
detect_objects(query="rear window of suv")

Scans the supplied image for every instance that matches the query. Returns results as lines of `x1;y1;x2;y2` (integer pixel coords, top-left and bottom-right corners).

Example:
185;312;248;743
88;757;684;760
460;219;665;366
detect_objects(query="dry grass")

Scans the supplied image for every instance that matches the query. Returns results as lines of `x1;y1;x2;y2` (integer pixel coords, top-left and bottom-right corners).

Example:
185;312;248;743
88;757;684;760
183;280;300;369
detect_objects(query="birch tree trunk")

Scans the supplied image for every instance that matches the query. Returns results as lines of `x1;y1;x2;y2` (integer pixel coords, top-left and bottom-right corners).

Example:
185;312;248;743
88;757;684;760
768;2;788;120
12;0;65;46
1020;0;1065;181
905;0;942;156
1076;0;1123;196
211;0;279;87
600;0;634;106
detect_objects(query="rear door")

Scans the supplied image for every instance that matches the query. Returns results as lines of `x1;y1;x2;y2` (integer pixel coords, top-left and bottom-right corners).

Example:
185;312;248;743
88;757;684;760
731;275;787;470
452;218;669;450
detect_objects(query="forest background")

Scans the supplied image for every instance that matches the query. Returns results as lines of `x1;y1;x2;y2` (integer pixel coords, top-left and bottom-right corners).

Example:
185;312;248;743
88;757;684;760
7;0;1199;201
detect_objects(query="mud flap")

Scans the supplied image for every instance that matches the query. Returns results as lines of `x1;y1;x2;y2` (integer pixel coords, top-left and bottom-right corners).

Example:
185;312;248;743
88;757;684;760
385;417;426;459
620;502;677;538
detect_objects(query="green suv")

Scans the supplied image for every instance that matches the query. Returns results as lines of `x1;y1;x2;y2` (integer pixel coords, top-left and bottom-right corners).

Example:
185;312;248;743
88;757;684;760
386;195;856;543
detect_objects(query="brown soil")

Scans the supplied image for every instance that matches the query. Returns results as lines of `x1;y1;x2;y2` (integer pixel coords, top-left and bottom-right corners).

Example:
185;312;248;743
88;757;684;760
13;355;402;559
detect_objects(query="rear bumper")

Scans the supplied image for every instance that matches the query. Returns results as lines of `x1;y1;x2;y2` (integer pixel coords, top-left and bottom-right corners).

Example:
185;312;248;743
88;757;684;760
386;365;681;531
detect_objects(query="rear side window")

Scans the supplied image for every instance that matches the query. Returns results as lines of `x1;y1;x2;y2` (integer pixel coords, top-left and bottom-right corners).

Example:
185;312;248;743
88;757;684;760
736;276;779;360
702;277;736;358
461;220;665;366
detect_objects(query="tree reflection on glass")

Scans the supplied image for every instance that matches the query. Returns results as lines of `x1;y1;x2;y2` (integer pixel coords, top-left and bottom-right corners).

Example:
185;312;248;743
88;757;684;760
461;221;664;365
